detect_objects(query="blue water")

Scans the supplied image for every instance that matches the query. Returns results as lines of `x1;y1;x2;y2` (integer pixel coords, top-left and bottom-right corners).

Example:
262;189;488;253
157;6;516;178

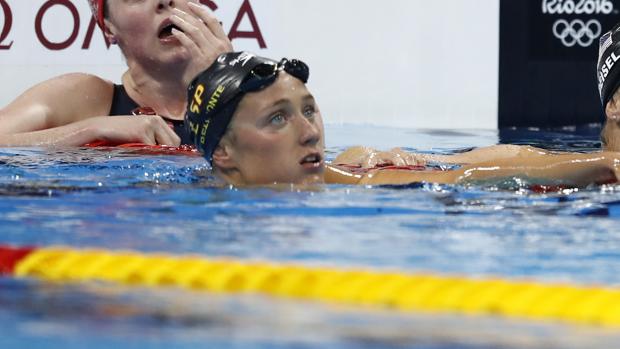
1;125;620;348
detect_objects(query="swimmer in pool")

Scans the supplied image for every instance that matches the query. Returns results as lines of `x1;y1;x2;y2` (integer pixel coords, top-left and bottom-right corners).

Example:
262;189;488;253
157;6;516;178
185;52;620;187
0;0;232;147
598;22;620;152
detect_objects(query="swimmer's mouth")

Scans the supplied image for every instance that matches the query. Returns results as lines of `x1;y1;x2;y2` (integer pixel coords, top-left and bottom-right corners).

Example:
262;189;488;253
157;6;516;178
300;153;323;166
159;22;183;39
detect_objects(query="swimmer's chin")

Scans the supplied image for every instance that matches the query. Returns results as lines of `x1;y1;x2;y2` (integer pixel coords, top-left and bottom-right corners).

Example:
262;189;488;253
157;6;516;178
249;182;326;192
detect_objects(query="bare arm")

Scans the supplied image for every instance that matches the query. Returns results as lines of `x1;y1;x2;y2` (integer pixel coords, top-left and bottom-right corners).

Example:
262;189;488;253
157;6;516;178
334;145;550;168
0;73;113;133
0;73;180;146
0;116;181;147
450;152;618;187
421;145;550;164
326;152;619;188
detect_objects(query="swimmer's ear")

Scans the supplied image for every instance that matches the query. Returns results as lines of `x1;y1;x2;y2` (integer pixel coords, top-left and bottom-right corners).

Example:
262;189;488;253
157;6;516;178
212;144;236;171
102;19;118;45
606;89;620;119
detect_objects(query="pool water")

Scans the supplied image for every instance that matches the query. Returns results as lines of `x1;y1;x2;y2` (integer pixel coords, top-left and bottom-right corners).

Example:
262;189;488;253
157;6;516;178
1;124;620;349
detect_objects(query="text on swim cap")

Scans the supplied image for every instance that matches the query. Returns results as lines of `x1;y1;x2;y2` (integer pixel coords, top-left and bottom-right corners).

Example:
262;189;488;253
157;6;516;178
189;120;199;138
600;52;620;83
200;120;209;145
187;119;210;146
228;52;255;67
207;85;226;112
190;84;205;114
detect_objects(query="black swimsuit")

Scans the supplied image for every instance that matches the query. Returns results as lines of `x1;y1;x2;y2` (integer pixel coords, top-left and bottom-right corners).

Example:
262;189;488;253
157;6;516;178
109;84;190;144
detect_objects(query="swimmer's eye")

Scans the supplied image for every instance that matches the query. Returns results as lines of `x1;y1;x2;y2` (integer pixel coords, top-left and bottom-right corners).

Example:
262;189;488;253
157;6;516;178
303;105;316;118
269;112;286;126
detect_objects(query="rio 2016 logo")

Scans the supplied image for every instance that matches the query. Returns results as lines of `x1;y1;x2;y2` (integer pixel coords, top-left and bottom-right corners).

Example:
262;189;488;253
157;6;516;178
0;0;266;51
542;0;614;14
542;0;616;48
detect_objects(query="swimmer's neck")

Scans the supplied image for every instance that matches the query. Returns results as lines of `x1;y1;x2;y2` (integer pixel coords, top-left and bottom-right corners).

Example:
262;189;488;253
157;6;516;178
122;63;188;120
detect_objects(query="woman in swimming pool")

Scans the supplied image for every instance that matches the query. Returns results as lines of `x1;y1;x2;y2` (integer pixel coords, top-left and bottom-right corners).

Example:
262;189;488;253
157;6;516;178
0;0;232;147
598;22;620;153
186;52;620;187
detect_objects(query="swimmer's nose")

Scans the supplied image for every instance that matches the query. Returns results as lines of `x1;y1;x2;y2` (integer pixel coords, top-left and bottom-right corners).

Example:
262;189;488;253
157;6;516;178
158;0;175;11
298;114;321;147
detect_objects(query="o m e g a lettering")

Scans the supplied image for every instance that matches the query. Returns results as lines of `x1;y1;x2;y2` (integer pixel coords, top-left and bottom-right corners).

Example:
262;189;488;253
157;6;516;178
1;0;266;51
0;0;14;49
35;0;80;50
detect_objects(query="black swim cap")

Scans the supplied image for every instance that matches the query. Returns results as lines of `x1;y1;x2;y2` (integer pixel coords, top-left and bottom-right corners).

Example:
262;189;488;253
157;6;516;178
597;23;620;106
185;52;310;164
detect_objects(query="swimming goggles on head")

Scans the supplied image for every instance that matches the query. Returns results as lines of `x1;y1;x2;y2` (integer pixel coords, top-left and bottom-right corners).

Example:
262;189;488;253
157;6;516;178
239;59;309;93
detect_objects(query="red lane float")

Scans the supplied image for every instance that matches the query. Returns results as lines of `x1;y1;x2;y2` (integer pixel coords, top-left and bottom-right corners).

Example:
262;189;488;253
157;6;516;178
85;142;200;156
0;245;35;275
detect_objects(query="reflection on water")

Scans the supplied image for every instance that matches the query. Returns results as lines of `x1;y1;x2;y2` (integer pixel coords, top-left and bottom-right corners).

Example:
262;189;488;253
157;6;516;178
1;125;620;348
2;278;620;349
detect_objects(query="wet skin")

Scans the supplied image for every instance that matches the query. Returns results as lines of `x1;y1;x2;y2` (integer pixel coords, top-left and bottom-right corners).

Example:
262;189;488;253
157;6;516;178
209;73;620;188
105;0;195;68
213;72;326;186
0;0;232;147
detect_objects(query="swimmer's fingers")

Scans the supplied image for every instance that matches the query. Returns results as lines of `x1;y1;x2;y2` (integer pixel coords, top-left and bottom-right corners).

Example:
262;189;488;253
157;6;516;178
170;10;209;52
133;117;158;145
365;152;395;168
130;116;180;146
171;27;202;58
150;116;181;146
377;151;405;167
171;7;230;56
170;7;231;86
389;148;426;166
333;146;374;166
188;2;232;48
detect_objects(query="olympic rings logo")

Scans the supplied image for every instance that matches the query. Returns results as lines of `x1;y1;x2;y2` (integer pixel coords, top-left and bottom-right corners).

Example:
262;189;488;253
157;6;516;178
552;19;602;47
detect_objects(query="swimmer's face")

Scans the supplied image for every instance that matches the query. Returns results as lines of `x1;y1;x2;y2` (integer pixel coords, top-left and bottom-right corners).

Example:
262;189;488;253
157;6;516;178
213;72;325;185
105;0;193;63
603;89;620;152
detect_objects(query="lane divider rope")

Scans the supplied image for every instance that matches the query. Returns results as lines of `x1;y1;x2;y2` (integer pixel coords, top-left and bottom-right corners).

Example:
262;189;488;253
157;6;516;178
1;245;620;327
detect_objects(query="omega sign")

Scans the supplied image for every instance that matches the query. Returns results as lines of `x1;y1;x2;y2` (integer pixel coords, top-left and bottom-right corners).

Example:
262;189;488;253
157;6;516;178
0;0;266;51
527;0;620;60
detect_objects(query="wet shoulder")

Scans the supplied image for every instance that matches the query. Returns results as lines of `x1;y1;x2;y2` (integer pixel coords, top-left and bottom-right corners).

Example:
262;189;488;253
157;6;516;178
40;73;115;120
